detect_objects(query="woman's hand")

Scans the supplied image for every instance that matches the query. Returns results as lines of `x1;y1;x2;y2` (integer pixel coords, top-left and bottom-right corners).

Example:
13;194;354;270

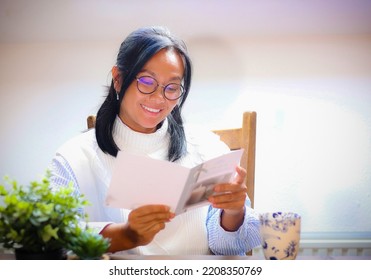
126;204;175;246
101;204;174;252
208;165;247;231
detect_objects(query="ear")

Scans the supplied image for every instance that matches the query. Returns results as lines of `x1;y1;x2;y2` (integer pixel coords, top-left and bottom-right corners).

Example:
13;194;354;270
111;65;123;93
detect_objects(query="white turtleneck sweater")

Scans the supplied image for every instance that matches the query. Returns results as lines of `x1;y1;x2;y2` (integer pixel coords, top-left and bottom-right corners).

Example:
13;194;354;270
51;116;261;255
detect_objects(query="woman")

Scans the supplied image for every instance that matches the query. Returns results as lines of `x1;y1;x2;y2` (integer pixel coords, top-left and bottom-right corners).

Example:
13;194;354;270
51;26;261;255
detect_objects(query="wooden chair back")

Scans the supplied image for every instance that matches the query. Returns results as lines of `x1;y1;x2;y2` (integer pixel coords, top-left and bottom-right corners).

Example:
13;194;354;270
87;115;96;130
211;112;256;208
87;111;257;208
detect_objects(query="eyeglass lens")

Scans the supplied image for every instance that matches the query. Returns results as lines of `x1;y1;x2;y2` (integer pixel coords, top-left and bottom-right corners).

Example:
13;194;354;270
137;76;183;100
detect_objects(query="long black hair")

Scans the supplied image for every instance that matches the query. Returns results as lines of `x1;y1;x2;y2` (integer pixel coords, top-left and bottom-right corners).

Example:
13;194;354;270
95;26;192;162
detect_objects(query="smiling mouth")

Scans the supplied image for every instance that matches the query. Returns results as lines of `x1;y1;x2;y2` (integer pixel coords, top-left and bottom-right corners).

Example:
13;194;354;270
141;104;161;113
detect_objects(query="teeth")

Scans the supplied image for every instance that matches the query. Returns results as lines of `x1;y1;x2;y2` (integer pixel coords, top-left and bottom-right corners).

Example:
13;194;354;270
142;105;160;113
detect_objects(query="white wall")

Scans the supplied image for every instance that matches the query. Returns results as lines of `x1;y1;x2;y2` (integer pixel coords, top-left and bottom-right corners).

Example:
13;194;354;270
185;35;371;235
1;1;370;239
0;41;116;183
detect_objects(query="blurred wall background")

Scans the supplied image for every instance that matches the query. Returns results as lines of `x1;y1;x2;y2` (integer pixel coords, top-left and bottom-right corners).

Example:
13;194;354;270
1;0;370;239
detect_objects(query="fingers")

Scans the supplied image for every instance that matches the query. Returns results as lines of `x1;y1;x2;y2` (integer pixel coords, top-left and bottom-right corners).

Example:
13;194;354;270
130;219;166;236
130;204;175;223
209;165;247;211
209;188;247;210
129;204;174;231
213;166;246;194
213;182;247;193
127;204;175;246
234;165;247;185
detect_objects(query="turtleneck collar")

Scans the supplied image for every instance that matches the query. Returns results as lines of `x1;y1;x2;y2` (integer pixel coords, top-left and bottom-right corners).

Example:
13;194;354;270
112;116;170;156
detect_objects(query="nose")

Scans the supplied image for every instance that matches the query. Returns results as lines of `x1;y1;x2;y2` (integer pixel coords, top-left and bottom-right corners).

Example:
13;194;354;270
149;85;166;102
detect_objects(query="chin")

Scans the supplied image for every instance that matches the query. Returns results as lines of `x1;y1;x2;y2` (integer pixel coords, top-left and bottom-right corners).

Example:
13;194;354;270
138;122;160;133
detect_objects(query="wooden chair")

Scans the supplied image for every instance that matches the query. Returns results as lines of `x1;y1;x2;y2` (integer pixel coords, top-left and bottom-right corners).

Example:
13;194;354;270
211;111;257;209
87;115;96;130
87;112;257;208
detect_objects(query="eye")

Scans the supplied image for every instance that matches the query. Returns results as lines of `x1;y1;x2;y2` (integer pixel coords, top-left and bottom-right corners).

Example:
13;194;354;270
138;76;155;86
165;83;180;93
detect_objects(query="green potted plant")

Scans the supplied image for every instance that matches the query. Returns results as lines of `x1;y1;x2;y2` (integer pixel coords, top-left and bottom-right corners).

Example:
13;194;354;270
0;170;110;260
67;227;110;260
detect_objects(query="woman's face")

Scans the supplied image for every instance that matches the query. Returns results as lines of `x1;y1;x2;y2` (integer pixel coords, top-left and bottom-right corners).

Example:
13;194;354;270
117;48;184;134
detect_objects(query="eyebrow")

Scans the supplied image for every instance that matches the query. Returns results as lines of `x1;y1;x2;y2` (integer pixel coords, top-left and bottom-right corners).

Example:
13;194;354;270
138;70;182;83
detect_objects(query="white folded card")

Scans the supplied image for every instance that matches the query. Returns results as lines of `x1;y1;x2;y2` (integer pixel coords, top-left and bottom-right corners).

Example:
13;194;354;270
105;149;243;214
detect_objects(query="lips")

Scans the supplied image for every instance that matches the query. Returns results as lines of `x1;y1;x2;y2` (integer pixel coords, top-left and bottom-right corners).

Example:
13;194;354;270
141;104;162;113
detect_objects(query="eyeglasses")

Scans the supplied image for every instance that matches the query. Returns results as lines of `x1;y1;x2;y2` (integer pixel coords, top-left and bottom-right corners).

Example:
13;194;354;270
136;76;184;100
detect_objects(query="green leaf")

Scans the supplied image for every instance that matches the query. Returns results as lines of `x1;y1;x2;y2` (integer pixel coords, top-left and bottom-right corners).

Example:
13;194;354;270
0;184;8;195
41;224;59;243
